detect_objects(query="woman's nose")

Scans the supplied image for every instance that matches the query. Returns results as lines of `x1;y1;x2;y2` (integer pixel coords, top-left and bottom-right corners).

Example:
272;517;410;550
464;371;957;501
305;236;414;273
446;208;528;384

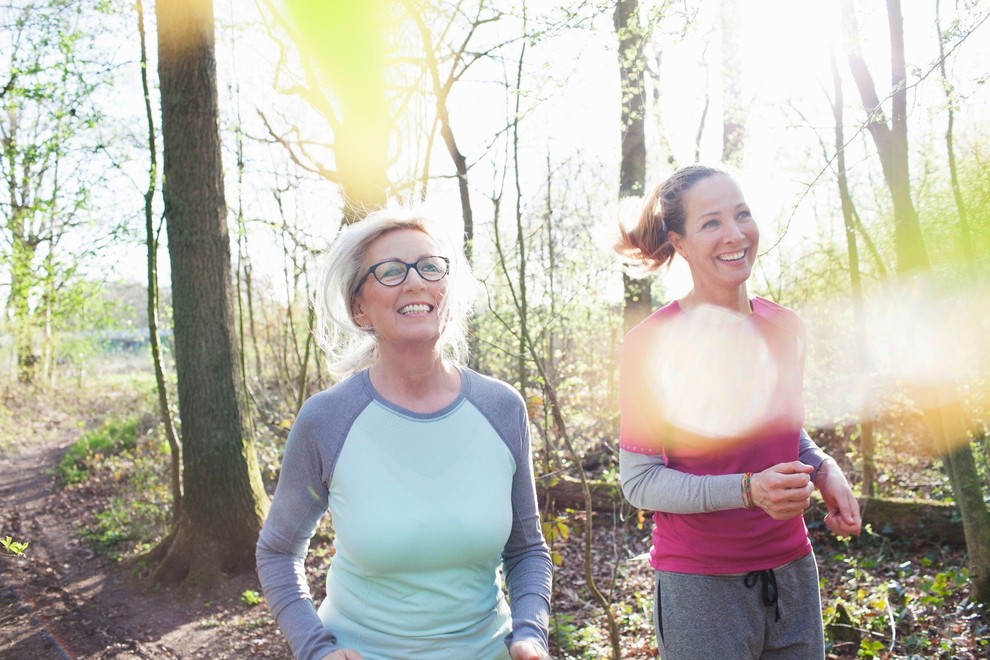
402;267;428;289
723;221;744;242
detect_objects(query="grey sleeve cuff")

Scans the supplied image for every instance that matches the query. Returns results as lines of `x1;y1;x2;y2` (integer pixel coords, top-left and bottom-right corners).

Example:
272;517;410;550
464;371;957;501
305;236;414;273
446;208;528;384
798;427;830;483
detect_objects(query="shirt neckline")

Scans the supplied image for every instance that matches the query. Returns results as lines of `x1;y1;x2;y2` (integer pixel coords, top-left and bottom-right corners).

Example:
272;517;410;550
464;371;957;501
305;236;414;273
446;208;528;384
359;366;470;420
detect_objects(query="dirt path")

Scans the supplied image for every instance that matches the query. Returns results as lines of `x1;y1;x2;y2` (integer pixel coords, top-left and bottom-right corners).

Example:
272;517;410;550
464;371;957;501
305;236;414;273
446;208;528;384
0;386;290;659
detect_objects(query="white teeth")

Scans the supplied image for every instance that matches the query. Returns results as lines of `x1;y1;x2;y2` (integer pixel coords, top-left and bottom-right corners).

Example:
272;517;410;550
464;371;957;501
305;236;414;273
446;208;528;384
399;304;431;315
718;250;746;262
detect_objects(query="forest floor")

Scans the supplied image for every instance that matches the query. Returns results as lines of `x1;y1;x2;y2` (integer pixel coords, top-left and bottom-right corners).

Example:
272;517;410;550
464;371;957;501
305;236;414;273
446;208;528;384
0;381;286;659
1;377;989;659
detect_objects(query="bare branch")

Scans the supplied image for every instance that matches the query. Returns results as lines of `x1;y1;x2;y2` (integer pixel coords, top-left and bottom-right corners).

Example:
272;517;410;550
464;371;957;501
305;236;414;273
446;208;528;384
257;110;341;185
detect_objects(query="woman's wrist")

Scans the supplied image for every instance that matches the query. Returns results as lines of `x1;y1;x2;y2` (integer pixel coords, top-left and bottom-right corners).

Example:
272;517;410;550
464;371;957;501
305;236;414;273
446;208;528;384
741;472;756;508
812;457;836;486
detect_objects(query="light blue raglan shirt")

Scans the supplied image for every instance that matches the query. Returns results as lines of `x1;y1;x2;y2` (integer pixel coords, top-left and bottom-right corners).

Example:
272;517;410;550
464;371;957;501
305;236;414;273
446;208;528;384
256;368;552;660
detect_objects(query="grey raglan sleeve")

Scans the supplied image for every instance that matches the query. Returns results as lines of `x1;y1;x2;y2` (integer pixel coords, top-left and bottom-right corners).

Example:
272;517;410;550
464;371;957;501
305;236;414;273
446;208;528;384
501;400;553;652
256;396;340;660
620;427;822;513
620;449;744;513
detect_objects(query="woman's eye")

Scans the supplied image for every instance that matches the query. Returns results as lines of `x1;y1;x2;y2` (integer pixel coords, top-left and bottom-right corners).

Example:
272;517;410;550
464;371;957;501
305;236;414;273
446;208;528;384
377;263;405;279
703;220;719;229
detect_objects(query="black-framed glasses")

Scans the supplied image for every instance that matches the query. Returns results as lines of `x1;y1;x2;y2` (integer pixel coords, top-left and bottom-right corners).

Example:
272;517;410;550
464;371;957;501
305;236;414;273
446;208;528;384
354;256;450;293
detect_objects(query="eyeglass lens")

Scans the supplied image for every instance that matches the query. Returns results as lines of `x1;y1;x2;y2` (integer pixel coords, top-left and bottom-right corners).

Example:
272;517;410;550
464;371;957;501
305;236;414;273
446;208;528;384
373;256;448;286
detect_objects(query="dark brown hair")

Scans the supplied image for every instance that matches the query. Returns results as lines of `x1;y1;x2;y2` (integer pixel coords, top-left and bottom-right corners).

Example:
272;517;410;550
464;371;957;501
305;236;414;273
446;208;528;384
615;164;727;273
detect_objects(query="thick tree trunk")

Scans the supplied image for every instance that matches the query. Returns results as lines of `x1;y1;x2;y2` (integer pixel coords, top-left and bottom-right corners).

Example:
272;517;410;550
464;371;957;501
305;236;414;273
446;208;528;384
152;0;267;586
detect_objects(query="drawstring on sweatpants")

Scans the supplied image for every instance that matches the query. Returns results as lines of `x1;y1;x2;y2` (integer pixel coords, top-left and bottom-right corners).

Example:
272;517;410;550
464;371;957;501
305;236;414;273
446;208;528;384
744;569;780;621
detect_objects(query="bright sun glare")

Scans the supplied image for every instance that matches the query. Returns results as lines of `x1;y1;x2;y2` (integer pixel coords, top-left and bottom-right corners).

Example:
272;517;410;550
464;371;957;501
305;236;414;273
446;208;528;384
800;274;990;454
648;304;779;440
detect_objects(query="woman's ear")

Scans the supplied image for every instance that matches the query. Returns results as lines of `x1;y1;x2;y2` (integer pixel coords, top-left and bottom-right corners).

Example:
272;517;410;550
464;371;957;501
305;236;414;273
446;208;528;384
351;298;369;329
668;230;684;254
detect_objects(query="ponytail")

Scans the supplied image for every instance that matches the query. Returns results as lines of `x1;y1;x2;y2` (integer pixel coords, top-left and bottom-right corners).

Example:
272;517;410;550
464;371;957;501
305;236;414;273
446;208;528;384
614;164;726;274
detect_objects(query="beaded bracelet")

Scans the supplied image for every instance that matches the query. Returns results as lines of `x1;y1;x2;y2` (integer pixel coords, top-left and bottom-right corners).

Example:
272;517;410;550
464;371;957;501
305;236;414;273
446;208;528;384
742;472;756;509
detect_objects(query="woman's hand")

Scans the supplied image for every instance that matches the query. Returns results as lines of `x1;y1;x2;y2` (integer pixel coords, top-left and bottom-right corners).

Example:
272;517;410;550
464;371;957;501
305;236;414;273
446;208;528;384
510;639;551;660
320;650;364;660
814;458;862;536
750;461;815;520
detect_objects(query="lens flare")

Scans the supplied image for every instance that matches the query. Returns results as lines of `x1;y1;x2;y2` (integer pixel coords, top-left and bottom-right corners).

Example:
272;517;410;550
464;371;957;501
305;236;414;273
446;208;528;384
626;304;786;452
800;274;989;454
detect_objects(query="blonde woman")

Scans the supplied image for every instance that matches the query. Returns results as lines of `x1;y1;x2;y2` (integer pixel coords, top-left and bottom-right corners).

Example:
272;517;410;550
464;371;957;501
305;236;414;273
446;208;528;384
258;210;552;660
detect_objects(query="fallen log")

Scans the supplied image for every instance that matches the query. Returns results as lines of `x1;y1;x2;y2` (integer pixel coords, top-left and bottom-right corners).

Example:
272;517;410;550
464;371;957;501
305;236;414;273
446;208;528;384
536;475;623;513
848;496;964;545
537;476;965;545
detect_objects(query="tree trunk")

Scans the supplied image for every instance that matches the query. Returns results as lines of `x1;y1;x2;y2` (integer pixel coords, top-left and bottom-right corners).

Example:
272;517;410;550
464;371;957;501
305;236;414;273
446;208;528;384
842;0;929;273
152;0;267;586
615;0;652;333
137;0;182;522
935;0;976;271
402;0;474;260
720;0;745;166
9;236;37;385
401;0;478;366
512;14;529;397
923;393;990;602
646;51;678;171
830;49;876;496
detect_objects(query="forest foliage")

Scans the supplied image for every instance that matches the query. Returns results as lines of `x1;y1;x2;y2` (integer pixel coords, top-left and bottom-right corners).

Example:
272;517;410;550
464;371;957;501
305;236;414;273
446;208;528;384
2;0;990;655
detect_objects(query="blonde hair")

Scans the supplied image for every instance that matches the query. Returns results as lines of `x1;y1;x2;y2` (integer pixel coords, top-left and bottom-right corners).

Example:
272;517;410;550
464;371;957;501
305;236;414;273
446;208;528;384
615;164;727;273
313;208;476;379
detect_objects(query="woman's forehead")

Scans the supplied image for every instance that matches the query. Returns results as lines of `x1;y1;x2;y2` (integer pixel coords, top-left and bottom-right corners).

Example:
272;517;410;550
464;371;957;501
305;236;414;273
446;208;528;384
365;228;437;261
684;175;745;217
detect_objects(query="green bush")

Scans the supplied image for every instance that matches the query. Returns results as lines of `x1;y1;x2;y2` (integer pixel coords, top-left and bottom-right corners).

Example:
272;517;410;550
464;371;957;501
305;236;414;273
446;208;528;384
56;417;140;484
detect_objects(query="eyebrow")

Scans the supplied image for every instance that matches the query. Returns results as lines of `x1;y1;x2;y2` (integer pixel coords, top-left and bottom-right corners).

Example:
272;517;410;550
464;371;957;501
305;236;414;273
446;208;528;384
375;253;436;262
696;202;748;220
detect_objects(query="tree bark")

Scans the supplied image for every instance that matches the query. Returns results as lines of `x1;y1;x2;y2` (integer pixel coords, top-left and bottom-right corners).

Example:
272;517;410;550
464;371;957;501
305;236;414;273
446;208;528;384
400;0;476;259
615;0;652;334
152;0;267;586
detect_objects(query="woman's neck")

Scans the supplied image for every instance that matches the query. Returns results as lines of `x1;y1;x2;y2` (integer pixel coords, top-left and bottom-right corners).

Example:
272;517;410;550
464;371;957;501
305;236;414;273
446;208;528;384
368;345;460;413
680;286;751;315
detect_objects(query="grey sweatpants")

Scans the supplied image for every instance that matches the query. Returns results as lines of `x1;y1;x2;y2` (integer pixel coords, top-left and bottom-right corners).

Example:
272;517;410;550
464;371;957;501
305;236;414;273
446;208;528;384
653;552;825;660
